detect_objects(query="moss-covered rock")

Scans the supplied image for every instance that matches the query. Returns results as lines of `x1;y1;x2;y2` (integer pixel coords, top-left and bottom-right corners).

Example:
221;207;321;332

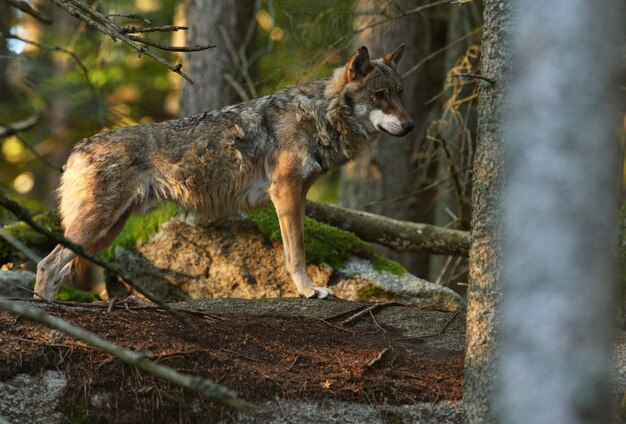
118;214;465;311
249;205;405;275
0;211;62;265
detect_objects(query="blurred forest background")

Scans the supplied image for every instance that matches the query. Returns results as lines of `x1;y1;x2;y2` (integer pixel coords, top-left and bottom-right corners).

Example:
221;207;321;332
4;0;613;290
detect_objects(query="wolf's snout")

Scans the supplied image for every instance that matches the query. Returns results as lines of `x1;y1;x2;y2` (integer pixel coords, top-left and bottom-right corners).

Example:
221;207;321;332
401;120;415;133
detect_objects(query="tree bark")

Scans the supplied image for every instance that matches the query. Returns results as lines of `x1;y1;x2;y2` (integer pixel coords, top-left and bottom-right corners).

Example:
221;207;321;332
340;0;447;277
463;0;512;422
180;0;256;116
305;201;469;257
499;1;623;423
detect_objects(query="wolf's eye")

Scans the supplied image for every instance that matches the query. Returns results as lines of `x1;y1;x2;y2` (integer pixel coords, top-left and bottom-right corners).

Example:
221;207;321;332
374;90;387;101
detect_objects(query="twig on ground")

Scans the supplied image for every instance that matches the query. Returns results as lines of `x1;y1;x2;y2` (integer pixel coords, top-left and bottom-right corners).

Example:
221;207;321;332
364;347;389;370
220;348;262;363
0;299;250;410
341;302;402;326
368;309;389;334
287;355;301;371
395;312;459;341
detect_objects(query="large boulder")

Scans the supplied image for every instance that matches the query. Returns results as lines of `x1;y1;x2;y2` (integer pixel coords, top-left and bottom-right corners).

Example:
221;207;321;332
113;210;465;311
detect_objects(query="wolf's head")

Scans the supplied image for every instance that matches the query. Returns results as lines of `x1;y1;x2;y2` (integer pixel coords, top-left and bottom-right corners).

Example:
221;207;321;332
332;44;415;137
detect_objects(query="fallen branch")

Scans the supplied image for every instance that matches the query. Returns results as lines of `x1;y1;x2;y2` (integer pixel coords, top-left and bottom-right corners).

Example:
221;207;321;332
364;347;389;370
305;201;470;257
0;190;195;328
0;299;250;410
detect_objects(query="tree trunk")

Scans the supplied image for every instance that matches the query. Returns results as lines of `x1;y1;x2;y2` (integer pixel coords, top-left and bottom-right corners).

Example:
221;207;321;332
499;1;623;423
463;0;512;422
180;0;256;116
340;0;447;278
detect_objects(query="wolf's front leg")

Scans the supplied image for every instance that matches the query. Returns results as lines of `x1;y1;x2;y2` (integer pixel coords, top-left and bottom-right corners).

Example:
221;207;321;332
269;170;334;299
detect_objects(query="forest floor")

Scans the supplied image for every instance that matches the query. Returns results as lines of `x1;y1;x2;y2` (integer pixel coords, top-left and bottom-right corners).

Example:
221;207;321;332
0;298;465;423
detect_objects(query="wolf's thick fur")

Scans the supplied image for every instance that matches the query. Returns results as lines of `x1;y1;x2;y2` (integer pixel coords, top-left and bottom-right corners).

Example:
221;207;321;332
35;44;414;300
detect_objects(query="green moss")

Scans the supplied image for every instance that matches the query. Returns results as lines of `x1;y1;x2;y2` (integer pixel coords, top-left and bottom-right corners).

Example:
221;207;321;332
70;394;90;424
0;210;62;262
371;253;406;276
56;284;98;302
103;201;178;260
249;204;406;275
356;284;398;301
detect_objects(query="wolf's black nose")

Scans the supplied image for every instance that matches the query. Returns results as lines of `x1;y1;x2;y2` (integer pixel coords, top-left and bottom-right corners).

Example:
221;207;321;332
402;120;415;133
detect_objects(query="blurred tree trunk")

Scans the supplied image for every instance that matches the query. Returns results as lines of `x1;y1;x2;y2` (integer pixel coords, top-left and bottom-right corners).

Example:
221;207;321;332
463;0;511;422
499;1;623;423
180;0;256;116
339;0;447;278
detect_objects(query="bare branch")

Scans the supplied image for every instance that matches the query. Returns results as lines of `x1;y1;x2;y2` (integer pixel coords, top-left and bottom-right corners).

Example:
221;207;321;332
0;299;250;410
0;113;40;138
14;133;64;173
402;28;482;78
126;34;213;52
2;0;53;24
0;190;196;328
121;25;189;34
452;72;496;85
5;33;94;96
48;0;214;84
105;13;152;24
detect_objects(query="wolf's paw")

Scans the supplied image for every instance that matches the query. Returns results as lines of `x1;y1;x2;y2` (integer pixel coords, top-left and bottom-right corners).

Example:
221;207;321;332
302;287;335;299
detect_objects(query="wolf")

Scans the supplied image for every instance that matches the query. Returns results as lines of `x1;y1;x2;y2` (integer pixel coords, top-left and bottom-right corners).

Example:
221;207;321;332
35;44;414;300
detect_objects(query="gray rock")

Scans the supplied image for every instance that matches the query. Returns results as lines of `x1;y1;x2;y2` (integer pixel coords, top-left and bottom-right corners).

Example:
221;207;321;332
237;399;463;424
0;370;67;424
0;270;35;298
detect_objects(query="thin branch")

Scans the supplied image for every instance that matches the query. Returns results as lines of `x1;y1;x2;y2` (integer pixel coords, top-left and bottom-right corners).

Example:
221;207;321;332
0;299;250;410
48;0;213;84
121;25;188;34
402;28;481;78
0;113;40;138
105;13;152;24
15;134;64;173
2;0;53;24
126;34;213;52
452;72;496;85
0;190;196;329
5;33;94;94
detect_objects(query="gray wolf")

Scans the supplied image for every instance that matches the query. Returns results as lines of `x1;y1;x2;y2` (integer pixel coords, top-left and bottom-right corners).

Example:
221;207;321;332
35;44;414;300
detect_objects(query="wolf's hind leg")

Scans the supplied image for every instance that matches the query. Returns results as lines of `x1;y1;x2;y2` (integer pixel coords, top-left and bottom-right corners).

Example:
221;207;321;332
35;244;77;300
34;202;135;300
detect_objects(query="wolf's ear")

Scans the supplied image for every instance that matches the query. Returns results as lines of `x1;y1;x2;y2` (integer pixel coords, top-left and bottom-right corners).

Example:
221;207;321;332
382;43;405;69
345;46;371;82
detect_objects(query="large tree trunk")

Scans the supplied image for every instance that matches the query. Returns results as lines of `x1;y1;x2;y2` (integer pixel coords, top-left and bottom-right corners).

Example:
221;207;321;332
180;0;256;116
462;0;512;422
340;0;447;278
499;1;623;423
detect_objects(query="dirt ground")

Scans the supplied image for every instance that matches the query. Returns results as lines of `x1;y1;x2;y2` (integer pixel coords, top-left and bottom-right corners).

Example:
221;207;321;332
0;299;464;423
